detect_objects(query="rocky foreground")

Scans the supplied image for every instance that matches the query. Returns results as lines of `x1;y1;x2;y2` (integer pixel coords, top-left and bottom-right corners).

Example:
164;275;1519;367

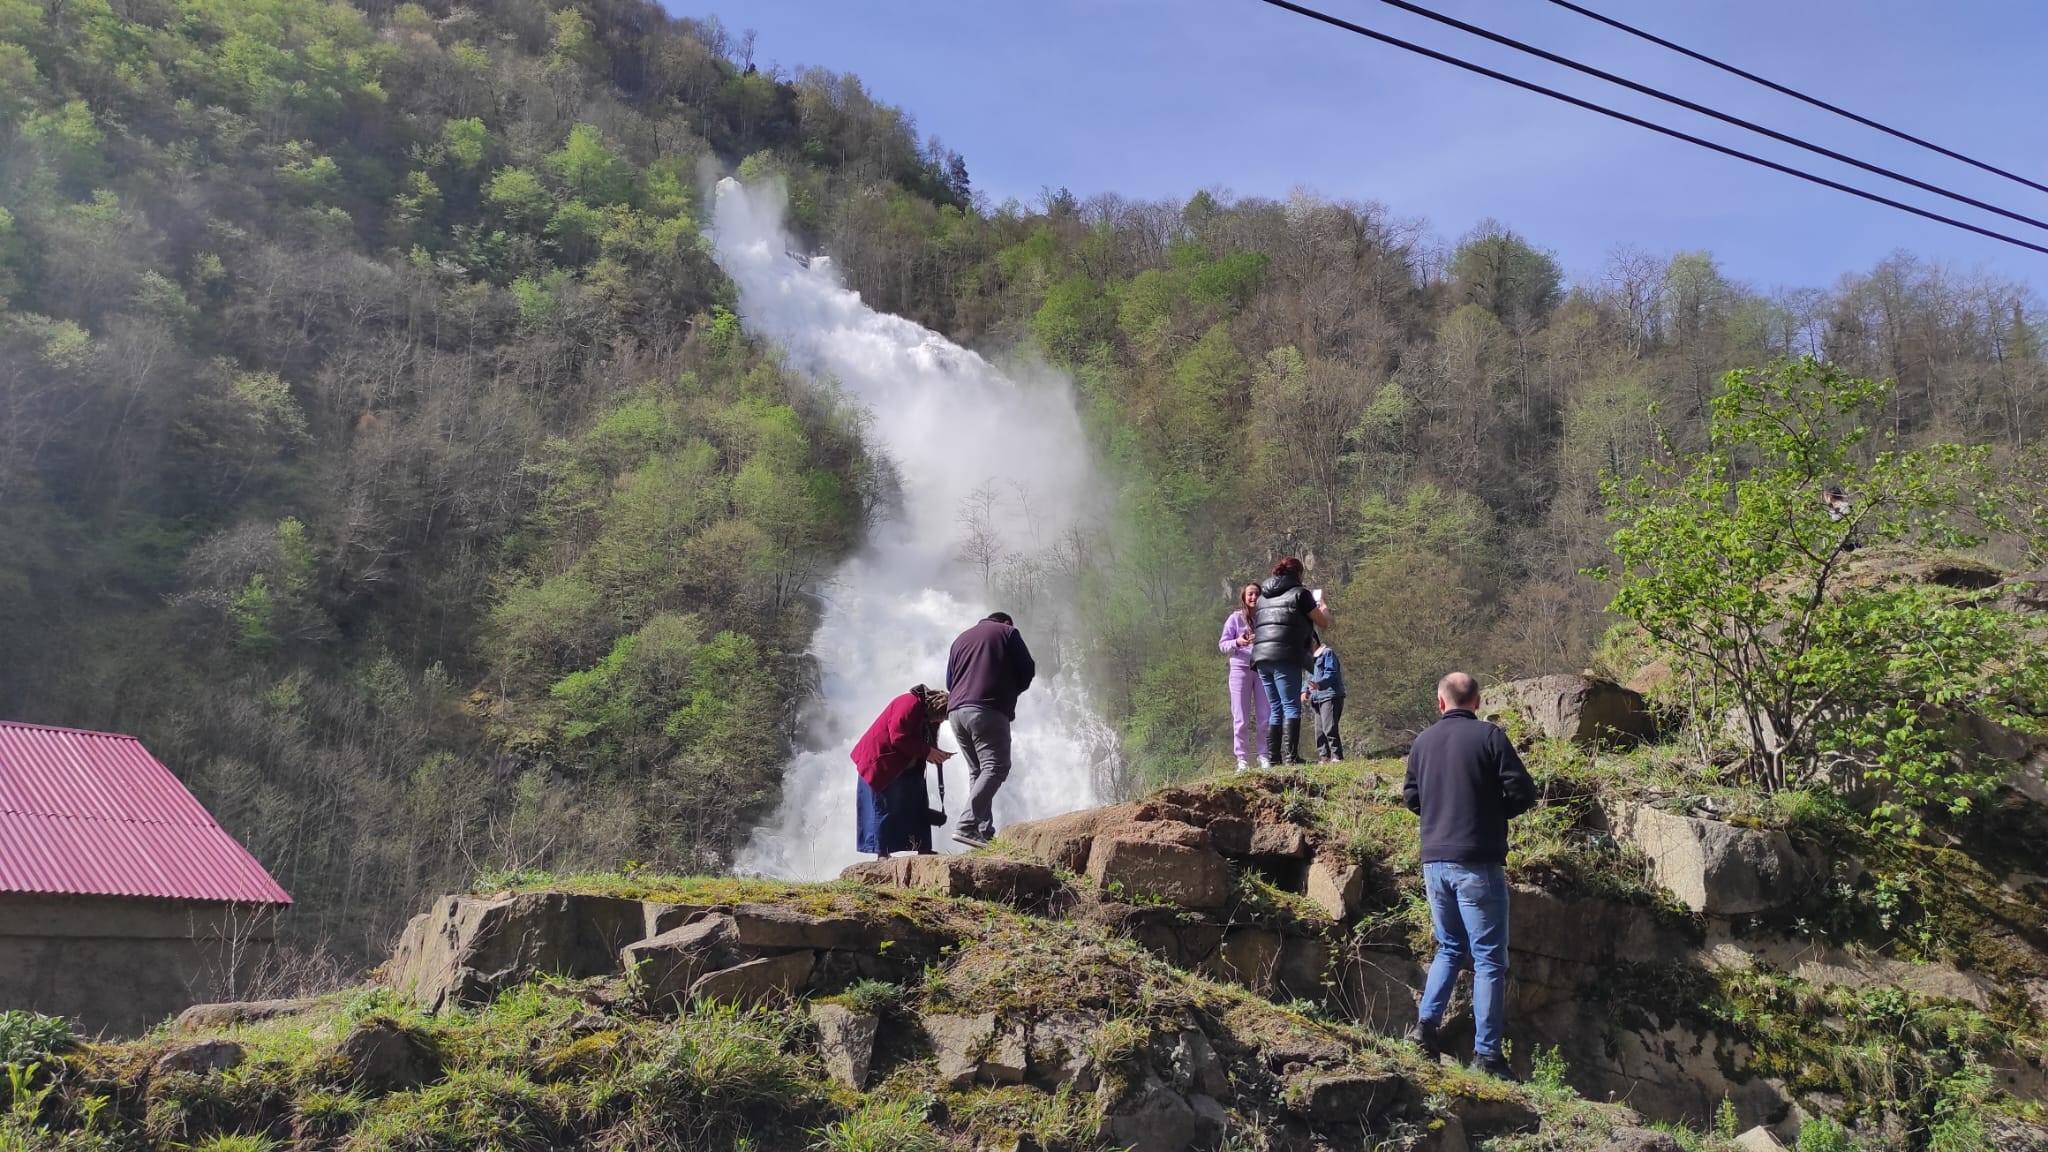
8;672;2048;1150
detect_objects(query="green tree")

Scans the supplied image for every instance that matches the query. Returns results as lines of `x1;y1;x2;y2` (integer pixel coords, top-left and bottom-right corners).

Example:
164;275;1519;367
547;124;635;206
1450;221;1561;323
1600;358;2047;828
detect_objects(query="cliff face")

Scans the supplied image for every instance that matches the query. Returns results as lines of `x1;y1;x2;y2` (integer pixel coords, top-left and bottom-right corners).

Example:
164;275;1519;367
14;709;2046;1151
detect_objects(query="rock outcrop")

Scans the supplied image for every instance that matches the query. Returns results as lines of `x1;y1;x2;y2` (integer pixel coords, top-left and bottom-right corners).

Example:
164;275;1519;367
1484;674;1657;747
1608;802;1811;915
385;891;645;1011
840;854;1057;904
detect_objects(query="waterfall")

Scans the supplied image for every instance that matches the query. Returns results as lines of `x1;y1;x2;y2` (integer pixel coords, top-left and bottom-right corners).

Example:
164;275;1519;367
711;179;1115;879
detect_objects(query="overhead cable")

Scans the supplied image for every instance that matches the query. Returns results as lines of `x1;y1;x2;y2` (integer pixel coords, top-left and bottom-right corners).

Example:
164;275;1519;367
1356;0;2048;234
1249;0;2048;258
1542;0;2048;198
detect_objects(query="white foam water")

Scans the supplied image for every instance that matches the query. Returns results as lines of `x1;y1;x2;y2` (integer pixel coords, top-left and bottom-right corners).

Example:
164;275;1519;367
711;179;1115;879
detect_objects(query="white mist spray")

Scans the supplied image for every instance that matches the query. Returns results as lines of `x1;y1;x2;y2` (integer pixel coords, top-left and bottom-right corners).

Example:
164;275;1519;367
712;179;1114;880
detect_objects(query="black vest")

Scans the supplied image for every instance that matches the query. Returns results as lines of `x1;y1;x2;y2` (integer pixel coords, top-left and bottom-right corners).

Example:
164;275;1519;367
1251;574;1312;668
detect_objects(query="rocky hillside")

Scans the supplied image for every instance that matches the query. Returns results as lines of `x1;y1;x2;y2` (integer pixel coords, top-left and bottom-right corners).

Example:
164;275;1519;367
5;673;2045;1151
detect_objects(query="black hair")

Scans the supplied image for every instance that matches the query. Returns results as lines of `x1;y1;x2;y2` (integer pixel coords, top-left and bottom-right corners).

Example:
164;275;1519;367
987;612;1014;625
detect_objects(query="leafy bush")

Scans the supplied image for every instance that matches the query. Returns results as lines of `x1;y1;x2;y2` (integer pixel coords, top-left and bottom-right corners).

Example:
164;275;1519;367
1601;358;2048;830
838;980;903;1017
1795;1115;1860;1152
0;1012;73;1064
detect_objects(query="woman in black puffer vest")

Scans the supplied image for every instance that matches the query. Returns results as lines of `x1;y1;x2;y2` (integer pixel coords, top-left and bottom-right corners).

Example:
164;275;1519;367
1251;556;1331;767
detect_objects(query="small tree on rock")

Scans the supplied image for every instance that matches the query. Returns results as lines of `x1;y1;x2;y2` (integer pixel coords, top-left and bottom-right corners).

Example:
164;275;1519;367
1598;357;2046;832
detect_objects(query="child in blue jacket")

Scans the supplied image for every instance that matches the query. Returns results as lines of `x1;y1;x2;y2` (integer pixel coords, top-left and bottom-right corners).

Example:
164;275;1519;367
1307;640;1346;762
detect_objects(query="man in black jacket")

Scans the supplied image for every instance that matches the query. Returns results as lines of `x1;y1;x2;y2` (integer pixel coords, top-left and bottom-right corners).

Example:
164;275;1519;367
1401;671;1536;1080
945;612;1037;847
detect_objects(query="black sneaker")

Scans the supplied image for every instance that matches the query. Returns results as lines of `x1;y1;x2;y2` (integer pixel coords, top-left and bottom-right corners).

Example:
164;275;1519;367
952;830;989;849
1404;1018;1442;1062
1470;1052;1516;1081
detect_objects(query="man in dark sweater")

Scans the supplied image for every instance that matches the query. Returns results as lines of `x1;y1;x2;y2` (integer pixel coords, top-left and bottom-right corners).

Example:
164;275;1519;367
1401;671;1536;1080
945;612;1037;847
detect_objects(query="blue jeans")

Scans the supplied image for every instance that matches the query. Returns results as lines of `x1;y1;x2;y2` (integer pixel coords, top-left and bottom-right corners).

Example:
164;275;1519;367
1417;861;1510;1059
1256;662;1304;725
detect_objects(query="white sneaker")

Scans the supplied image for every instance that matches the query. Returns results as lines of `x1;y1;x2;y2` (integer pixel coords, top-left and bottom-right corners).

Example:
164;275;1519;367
1258;758;1273;770
1235;758;1249;774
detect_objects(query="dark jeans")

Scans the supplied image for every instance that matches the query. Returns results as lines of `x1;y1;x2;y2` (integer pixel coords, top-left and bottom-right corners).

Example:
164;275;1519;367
1313;696;1344;760
1255;661;1304;725
948;706;1011;840
1417;861;1510;1059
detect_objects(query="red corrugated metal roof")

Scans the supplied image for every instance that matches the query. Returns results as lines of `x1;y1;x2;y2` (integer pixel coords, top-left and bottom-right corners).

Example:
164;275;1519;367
0;721;292;905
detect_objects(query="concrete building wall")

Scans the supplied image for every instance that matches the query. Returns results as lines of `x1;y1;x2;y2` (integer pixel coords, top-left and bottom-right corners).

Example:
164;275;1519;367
0;894;278;1036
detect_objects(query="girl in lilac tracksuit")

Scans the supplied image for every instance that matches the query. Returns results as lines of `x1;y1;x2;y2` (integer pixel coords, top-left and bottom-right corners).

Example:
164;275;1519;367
1219;583;1270;772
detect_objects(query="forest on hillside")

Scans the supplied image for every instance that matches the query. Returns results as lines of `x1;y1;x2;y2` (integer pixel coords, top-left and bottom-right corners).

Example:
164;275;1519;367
2;0;2044;959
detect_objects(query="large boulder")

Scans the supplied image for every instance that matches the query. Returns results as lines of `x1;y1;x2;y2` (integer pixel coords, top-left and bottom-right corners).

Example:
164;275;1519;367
1484;674;1656;747
1336;949;1423;1032
1204;927;1282;992
923;1012;1027;1088
689;951;814;1007
1086;819;1233;910
175;998;320;1032
1611;804;1808;916
1277;934;1333;1000
153;1040;243;1078
1446;1091;1540;1137
1099;1071;1199;1152
728;903;881;951
1154;1027;1230;1100
1249;823;1310;858
839;855;1057;905
1091;902;1226;970
338;1019;440;1093
811;1004;880;1090
385;892;646;1012
1284;1069;1410;1126
1306;855;1367;921
1028;1012;1104;1091
622;914;761;1008
1002;804;1139;872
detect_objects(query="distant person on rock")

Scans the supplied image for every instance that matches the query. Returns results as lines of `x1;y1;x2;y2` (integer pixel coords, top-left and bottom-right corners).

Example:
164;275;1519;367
1219;582;1271;774
946;612;1037;848
1251;557;1330;768
1306;639;1346;763
1403;671;1537;1081
1822;483;1859;552
852;685;953;859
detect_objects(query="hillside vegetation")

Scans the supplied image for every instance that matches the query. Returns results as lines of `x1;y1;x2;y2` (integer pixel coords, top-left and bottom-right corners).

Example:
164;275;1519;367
4;0;2048;962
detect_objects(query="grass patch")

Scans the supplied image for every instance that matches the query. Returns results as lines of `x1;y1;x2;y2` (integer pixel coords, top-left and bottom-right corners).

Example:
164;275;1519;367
811;1094;944;1152
346;1068;556;1151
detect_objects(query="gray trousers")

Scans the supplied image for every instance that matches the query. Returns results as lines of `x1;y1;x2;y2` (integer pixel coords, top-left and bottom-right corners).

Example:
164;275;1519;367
1313;696;1344;761
948;707;1012;839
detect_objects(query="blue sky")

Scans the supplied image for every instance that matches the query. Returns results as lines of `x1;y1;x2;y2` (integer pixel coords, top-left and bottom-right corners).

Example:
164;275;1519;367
671;0;2048;294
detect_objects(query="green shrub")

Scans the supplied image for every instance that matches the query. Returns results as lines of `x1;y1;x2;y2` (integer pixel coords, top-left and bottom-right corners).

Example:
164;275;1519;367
838;981;902;1017
1795;1115;1859;1152
1528;1044;1571;1095
1600;357;2048;831
0;1012;72;1064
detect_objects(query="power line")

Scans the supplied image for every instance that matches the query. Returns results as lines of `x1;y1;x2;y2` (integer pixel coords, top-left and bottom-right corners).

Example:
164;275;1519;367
1542;0;2048;199
1356;0;2048;235
1248;0;2048;258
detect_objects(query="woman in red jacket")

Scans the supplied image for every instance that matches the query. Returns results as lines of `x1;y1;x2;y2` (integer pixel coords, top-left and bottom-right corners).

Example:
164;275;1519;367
854;685;954;858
